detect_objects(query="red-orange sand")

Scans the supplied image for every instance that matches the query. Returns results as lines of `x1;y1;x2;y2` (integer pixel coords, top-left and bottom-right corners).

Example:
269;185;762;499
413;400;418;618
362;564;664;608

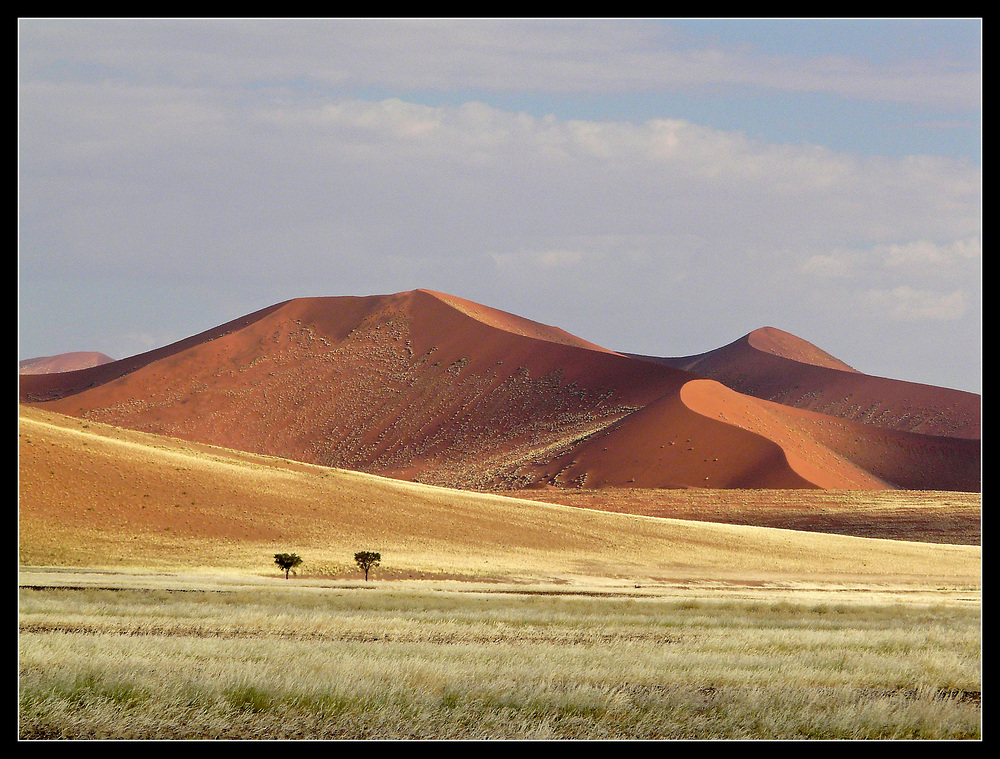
19;290;980;494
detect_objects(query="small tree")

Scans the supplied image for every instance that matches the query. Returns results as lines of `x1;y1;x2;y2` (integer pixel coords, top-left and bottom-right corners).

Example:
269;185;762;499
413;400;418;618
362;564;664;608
274;552;303;579
354;551;381;581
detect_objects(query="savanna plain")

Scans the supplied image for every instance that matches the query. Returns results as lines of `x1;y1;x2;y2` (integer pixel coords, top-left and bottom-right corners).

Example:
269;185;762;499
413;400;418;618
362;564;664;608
18;407;981;739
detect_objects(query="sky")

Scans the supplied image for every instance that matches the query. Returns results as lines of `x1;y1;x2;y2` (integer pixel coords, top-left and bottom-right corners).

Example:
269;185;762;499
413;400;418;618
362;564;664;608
18;18;982;393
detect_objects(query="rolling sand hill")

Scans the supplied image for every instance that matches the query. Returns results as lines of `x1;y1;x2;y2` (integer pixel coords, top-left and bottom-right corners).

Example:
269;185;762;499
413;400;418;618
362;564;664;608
17;406;981;587
639;327;980;439
18;290;981;493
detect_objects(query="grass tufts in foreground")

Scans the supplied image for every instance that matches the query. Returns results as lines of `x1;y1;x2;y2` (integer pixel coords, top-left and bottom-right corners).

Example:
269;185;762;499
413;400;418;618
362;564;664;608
19;581;980;739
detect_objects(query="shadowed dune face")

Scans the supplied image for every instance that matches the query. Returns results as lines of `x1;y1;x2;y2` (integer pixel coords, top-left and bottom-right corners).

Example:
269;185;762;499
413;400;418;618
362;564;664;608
20;290;981;493
529;381;826;490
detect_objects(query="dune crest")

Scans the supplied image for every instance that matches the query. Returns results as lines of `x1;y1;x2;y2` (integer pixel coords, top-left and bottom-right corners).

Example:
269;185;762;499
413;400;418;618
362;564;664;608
421;289;615;353
746;327;857;371
678;379;888;490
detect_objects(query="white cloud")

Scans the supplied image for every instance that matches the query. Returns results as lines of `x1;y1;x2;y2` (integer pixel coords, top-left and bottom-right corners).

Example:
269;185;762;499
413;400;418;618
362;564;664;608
19;19;981;109
800;252;854;279
866;286;969;322
878;237;981;271
19;92;981;299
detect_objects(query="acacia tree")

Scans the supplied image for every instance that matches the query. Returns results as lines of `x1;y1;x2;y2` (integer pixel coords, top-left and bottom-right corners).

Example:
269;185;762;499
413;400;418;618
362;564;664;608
354;551;381;581
274;552;303;579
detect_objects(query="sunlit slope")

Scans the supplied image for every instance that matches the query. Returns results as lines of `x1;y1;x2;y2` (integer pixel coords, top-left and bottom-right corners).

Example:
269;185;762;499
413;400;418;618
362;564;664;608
18;407;980;587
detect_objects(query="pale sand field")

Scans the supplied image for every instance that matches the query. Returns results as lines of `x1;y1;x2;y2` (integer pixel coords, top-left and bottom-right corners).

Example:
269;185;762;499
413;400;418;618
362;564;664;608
18;406;980;592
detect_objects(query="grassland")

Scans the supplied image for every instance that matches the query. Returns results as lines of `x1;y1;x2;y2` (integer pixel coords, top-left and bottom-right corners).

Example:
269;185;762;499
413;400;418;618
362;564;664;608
18;574;981;739
17;406;982;739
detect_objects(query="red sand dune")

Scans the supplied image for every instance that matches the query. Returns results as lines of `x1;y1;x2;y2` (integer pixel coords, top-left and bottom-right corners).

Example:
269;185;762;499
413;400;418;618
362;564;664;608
18;290;980;492
634;326;980;440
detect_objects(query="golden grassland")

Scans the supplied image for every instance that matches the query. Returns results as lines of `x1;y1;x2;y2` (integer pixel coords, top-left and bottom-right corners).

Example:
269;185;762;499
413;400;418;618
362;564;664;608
17;406;982;739
18;576;981;739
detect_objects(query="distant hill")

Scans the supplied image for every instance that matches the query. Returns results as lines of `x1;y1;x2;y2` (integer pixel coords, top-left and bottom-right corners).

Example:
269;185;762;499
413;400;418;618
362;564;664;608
18;290;980;492
18;351;115;375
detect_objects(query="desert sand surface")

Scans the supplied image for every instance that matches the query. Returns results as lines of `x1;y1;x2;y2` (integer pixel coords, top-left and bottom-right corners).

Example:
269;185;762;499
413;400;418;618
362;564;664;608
516;487;980;546
18;290;981;494
18;406;980;591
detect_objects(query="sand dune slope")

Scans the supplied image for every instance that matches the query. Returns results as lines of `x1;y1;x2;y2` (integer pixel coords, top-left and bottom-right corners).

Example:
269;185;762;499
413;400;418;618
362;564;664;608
17;407;981;588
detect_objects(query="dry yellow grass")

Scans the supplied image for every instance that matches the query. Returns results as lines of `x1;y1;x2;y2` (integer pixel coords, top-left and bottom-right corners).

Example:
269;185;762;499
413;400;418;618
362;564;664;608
18;406;981;739
18;406;980;591
18;578;981;739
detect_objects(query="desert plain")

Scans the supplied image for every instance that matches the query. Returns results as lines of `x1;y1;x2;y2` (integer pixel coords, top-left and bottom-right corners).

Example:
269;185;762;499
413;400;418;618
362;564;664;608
18;290;981;739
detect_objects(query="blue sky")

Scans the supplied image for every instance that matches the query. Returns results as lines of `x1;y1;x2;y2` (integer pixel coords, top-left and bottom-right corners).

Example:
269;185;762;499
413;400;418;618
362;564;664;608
18;18;981;392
